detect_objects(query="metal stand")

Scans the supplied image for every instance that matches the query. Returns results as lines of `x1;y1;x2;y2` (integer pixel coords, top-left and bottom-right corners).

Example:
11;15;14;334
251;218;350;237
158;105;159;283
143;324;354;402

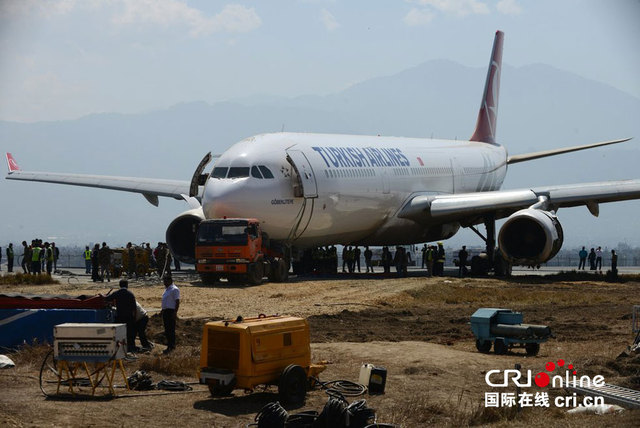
55;359;129;396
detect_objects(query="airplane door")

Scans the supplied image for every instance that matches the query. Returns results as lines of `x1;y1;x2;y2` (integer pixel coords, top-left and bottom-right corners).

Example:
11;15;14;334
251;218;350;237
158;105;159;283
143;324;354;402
286;150;318;198
381;170;390;194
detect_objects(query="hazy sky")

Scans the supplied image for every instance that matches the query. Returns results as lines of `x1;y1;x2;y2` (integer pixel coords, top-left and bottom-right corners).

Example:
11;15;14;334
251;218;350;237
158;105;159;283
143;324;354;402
1;0;639;122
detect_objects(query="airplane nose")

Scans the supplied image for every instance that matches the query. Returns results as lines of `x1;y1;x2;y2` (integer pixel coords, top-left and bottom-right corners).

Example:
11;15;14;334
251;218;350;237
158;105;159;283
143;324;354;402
202;178;247;218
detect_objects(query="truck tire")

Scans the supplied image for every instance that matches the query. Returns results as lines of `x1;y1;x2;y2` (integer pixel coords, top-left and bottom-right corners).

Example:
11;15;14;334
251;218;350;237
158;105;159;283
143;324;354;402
279;364;307;406
475;339;492;353
271;259;289;283
494;339;507;355
247;262;263;285
525;343;540;356
200;273;219;285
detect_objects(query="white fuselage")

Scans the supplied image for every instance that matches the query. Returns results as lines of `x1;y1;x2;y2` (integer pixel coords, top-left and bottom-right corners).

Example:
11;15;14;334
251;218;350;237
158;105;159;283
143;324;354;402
202;132;507;247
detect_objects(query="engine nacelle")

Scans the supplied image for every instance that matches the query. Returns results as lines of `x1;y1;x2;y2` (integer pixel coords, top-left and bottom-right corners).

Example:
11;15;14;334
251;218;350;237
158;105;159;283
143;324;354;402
498;209;564;266
166;207;205;264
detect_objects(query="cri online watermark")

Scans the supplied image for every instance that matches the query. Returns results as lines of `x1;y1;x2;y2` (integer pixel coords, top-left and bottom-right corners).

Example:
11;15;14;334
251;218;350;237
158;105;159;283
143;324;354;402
484;359;605;408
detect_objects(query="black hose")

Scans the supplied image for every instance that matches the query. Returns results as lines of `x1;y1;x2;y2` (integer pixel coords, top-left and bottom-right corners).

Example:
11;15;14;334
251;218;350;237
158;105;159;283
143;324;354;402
253;401;288;428
312;378;367;397
156;380;193;391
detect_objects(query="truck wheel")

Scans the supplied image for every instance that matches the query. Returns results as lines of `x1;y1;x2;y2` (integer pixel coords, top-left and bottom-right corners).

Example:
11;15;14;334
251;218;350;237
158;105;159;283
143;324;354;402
272;259;289;283
247;263;263;285
494;339;507;355
278;364;307;406
525;343;540;356
200;273;218;285
475;339;492;353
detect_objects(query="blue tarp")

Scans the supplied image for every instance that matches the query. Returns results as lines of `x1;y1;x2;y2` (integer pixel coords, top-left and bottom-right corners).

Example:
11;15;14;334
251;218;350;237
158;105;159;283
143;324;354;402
0;308;114;349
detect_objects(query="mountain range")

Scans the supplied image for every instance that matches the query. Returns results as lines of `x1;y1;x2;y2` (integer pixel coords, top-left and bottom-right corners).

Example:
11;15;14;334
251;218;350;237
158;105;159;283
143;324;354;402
1;60;638;249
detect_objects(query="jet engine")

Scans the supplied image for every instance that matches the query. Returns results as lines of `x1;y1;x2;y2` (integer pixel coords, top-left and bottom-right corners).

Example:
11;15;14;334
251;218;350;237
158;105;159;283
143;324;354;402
166;207;205;264
498;208;563;266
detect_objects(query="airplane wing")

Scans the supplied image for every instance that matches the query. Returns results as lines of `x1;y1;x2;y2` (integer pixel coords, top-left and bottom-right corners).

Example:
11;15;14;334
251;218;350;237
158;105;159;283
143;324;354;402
5;153;191;207
398;179;640;226
507;138;631;164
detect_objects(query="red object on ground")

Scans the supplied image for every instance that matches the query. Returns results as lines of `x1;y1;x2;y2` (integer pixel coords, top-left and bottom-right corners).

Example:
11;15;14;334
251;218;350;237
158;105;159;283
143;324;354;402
0;293;108;309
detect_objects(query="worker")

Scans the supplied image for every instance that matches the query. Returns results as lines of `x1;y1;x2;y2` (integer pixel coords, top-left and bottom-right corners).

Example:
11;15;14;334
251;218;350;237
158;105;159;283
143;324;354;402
21;241;30;274
578;246;587;270
145;242;155;273
44;242;54;275
6;243;14;273
99;242;111;282
434;242;445;276
91;243;100;282
611;249;618;277
421;244;427;269
364;246;373;273
458;246;468;277
381;246;391;274
161;275;180;354
588;248;596;270
127;242;136;278
52;242;59;273
106;280;137;353
31;240;42;274
425;245;434;277
134;301;153;351
83;246;92;274
354;246;361;273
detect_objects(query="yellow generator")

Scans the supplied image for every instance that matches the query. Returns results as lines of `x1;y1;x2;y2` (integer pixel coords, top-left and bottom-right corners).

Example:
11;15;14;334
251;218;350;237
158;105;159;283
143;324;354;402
199;314;325;405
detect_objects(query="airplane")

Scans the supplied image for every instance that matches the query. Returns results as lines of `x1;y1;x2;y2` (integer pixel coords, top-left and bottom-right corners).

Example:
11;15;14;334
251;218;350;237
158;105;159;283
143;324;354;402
5;31;640;274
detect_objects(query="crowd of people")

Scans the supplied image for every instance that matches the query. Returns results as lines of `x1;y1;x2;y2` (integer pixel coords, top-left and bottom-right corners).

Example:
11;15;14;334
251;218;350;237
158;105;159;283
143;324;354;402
0;240;60;275
86;241;175;282
0;239;179;280
577;246;618;275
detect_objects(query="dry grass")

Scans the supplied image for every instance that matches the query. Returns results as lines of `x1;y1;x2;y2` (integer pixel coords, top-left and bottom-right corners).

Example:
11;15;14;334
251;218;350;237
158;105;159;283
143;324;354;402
0;273;59;285
4;343;52;371
386;390;531;426
138;346;200;378
405;282;609;306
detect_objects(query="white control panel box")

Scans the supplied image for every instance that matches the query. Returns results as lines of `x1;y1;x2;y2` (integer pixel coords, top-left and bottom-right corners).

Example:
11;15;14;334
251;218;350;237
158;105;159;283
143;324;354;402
54;323;127;361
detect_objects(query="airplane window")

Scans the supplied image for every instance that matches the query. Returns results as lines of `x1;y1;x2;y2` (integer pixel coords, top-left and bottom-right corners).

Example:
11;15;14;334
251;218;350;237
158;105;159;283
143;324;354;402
212;167;228;178
251;166;263;179
228;167;250;178
259;165;274;179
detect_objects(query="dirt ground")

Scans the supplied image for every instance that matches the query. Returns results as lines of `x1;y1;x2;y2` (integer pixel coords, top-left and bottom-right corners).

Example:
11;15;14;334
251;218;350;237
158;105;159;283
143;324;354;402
1;271;639;427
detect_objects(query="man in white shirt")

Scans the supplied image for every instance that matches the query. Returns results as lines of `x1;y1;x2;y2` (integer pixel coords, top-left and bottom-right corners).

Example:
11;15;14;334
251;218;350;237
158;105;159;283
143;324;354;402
161;275;180;354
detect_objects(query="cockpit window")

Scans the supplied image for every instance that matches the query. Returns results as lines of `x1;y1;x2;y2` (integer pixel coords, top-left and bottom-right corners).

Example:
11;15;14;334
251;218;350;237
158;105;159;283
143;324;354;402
259;165;274;179
211;167;228;179
228;167;250;178
251;166;263;179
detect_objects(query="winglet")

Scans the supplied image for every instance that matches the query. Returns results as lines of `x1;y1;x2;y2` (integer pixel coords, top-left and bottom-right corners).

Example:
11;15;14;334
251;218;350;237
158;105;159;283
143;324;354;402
6;153;20;173
470;30;504;145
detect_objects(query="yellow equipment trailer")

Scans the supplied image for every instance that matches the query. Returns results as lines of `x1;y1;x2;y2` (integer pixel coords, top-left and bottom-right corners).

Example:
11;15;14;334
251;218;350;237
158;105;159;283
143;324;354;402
199;314;325;405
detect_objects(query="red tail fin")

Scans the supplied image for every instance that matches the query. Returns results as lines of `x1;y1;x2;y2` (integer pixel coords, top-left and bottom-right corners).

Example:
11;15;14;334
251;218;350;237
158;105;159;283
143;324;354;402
470;30;504;145
6;153;20;172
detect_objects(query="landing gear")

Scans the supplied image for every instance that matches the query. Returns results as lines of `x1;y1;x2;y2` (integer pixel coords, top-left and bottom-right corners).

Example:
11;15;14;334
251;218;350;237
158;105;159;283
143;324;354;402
468;214;511;277
269;258;289;283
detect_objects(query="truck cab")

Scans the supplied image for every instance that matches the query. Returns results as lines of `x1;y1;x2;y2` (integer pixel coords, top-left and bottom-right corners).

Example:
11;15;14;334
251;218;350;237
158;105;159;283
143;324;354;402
195;218;287;285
